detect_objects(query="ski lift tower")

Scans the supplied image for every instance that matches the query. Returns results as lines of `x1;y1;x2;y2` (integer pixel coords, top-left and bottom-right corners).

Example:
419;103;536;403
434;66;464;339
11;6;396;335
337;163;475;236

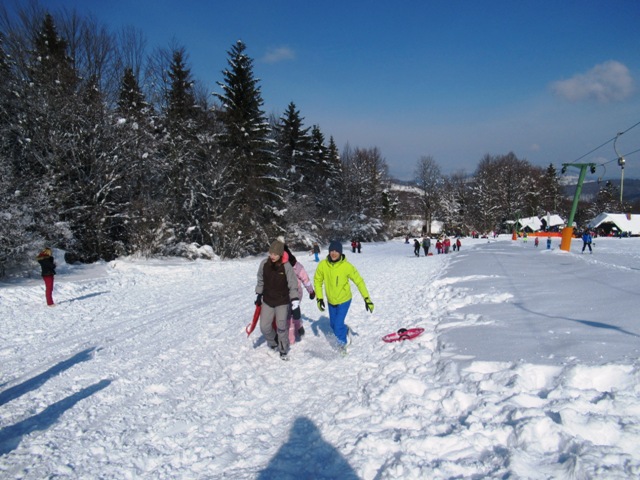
614;132;626;204
559;162;597;252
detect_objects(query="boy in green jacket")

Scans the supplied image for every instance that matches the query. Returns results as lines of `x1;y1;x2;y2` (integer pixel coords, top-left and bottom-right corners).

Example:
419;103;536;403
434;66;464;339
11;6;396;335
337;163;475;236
314;240;374;348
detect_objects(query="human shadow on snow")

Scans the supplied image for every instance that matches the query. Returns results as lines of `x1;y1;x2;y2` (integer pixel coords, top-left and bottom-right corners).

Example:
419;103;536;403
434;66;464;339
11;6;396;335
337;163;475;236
0;347;97;407
0;379;111;455
258;416;359;480
58;291;110;304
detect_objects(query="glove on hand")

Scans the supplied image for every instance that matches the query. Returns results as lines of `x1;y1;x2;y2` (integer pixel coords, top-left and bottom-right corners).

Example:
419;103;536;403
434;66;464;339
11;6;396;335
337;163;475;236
364;297;374;313
309;291;316;300
255;294;262;306
291;299;301;320
317;298;326;312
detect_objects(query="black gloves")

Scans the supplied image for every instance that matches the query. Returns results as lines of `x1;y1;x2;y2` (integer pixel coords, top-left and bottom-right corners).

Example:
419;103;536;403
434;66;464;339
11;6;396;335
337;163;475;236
291;299;301;320
255;294;262;306
317;298;325;312
309;291;316;300
364;297;374;313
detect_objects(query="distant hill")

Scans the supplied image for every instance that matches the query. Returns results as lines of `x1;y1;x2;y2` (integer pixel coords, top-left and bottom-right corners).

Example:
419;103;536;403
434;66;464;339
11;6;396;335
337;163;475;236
388;176;640;206
563;178;640;202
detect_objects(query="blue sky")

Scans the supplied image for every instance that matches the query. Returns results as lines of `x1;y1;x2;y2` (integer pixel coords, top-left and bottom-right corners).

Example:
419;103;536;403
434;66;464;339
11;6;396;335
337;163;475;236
26;1;640;180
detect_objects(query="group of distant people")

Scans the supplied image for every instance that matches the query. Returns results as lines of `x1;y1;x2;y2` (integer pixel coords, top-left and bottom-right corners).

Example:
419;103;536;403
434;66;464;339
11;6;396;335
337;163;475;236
408;235;461;256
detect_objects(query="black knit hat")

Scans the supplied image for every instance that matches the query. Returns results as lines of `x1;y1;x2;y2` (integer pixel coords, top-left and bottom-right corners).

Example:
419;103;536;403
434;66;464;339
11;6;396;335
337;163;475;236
328;240;343;254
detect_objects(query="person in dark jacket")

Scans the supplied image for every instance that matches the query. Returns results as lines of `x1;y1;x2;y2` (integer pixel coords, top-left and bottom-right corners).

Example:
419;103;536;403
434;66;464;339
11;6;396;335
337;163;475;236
413;239;421;257
255;240;300;360
36;247;56;306
312;242;321;262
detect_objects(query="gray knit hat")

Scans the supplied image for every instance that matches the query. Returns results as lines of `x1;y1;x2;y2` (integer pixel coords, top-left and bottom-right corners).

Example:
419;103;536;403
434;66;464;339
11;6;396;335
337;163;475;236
269;240;285;256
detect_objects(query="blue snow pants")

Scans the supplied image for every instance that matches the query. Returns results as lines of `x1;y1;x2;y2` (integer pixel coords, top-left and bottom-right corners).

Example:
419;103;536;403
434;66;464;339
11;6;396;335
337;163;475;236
328;299;351;345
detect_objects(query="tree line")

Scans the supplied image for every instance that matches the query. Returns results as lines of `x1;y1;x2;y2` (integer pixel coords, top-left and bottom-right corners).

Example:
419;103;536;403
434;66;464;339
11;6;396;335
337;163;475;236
0;5;627;275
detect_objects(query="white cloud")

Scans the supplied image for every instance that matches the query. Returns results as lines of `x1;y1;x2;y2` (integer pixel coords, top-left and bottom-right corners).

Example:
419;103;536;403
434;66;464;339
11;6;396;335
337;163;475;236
262;46;295;64
550;60;634;103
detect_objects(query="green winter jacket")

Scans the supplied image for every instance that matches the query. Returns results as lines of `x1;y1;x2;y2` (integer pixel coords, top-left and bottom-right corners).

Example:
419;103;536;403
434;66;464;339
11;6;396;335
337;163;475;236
314;254;370;306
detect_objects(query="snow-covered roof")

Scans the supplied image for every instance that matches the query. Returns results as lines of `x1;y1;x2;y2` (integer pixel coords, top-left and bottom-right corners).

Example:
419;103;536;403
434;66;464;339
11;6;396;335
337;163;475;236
588;213;640;235
546;214;565;228
511;215;565;231
515;216;542;231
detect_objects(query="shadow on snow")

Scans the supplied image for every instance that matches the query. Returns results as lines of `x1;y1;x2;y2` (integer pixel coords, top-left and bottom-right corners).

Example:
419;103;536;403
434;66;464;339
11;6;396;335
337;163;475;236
0;347;97;407
0;379;111;455
258;416;359;480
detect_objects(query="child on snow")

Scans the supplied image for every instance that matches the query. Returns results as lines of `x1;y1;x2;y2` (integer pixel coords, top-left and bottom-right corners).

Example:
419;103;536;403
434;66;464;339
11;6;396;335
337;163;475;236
312;242;320;262
282;245;315;345
314;241;374;350
413;239;420;257
36;247;56;306
255;240;299;360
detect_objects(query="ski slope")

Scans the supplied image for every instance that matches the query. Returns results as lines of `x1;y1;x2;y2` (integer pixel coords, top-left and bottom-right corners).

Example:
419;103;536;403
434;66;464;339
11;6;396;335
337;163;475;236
1;237;639;478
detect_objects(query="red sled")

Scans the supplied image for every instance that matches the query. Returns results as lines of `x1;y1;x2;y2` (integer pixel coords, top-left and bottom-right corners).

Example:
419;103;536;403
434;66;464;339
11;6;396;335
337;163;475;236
382;327;424;343
246;305;261;336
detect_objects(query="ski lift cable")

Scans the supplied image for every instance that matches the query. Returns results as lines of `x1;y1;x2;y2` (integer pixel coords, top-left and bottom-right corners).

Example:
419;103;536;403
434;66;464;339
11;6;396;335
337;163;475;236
570;119;640;164
601;147;640;167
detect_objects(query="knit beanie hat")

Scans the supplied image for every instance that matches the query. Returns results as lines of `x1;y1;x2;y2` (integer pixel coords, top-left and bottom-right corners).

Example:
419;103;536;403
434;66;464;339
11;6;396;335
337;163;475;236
269;240;285;256
328;240;343;254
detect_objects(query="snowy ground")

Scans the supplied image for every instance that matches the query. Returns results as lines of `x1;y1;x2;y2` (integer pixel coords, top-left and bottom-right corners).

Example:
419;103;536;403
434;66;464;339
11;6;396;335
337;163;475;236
1;236;639;479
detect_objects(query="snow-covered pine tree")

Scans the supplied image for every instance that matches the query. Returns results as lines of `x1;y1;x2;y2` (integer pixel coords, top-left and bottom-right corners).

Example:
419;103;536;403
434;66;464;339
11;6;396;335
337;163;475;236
275;102;312;196
13;13;82;256
114;66;165;256
156;47;226;255
118;67;147;119
214;41;286;257
309;126;339;214
592;180;623;216
0;32;38;275
321;135;344;217
157;47;200;246
539;163;564;218
272;102;324;245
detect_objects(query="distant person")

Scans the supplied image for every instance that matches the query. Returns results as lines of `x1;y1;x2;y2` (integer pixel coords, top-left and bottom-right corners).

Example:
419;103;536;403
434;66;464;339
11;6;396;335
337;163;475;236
314;241;373;352
36;247;56;306
312;242;320;262
413;239;421;257
444;237;451;254
357;241;362;253
255;240;300;360
456;238;461;251
582;230;593;254
534;237;539;247
422;237;431;256
351;240;357;253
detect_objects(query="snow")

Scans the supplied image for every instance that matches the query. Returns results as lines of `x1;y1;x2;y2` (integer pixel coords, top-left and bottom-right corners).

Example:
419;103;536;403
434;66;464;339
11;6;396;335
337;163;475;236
1;236;640;479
